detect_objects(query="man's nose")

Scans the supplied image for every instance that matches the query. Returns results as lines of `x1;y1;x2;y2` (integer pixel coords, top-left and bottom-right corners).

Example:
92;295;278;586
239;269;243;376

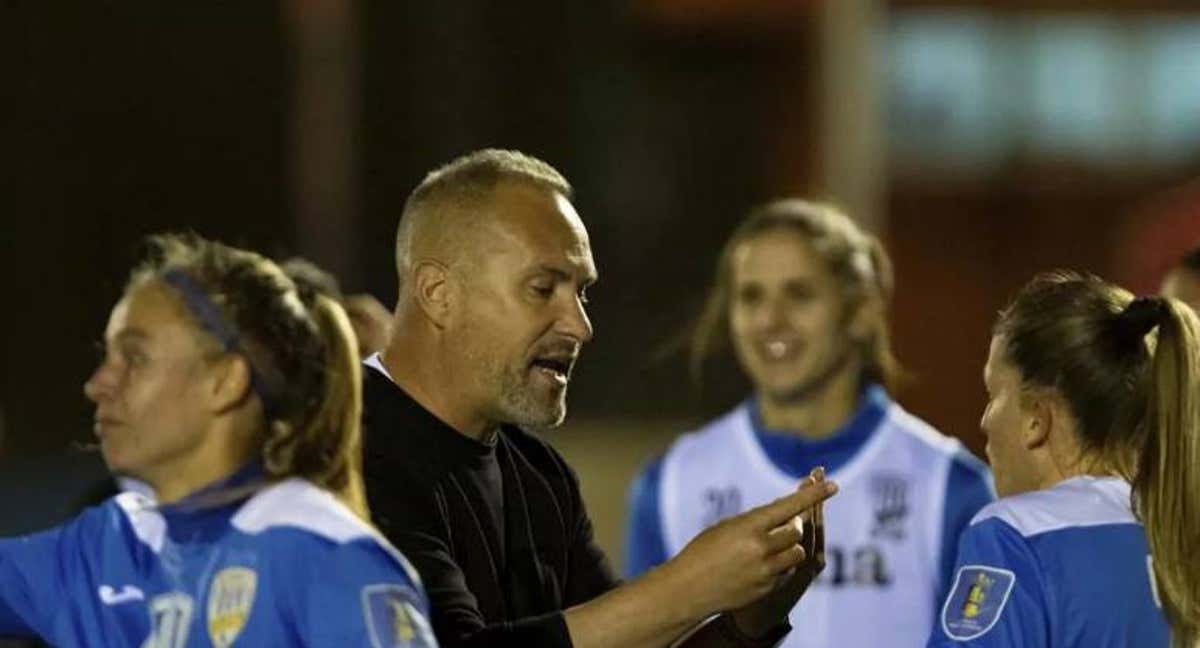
560;295;594;344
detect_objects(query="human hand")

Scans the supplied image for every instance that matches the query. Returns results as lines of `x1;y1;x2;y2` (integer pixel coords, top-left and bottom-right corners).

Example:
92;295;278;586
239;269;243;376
730;467;829;638
663;469;837;620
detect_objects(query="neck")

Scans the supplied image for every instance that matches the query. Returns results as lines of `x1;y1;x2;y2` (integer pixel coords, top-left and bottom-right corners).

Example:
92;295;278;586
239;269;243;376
757;361;862;440
382;322;496;443
143;422;254;505
1038;448;1119;491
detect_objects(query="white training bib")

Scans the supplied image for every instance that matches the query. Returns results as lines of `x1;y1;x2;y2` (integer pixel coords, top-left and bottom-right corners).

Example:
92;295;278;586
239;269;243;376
659;402;966;648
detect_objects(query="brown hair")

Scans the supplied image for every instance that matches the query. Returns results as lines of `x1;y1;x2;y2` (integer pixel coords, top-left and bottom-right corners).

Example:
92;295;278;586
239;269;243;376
995;271;1199;645
689;199;901;391
130;233;368;520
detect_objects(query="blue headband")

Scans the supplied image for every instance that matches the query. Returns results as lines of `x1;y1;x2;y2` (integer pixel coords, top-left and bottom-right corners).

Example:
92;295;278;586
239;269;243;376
161;269;279;418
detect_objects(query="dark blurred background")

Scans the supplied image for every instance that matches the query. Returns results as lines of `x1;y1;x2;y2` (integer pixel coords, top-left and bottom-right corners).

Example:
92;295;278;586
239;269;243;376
4;0;1199;558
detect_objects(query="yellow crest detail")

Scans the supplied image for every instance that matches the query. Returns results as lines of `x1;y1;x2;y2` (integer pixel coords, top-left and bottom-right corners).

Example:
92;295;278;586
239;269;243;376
207;567;258;648
390;597;416;642
962;571;993;618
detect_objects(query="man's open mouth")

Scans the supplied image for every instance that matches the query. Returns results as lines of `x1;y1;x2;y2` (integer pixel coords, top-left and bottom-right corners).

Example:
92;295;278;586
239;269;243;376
531;356;573;384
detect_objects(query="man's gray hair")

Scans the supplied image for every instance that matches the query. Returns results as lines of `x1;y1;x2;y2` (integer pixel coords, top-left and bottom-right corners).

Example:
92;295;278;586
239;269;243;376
395;149;573;284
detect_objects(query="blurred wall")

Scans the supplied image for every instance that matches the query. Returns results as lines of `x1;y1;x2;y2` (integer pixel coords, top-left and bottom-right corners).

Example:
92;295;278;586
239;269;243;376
356;0;822;423
5;3;289;459
887;173;1195;458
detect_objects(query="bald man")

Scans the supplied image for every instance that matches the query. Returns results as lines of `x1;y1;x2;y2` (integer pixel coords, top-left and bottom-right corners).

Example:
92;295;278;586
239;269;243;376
1161;246;1200;313
361;149;836;648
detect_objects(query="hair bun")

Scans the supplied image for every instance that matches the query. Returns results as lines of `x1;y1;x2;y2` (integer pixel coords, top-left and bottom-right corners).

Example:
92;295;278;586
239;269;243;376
1117;296;1166;339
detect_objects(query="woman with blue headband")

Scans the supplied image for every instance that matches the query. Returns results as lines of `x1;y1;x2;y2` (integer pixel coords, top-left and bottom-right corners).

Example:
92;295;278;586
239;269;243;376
0;233;436;647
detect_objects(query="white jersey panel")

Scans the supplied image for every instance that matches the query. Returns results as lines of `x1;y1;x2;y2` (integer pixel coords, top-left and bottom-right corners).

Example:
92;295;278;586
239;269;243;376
659;402;964;648
233;478;424;587
970;476;1134;537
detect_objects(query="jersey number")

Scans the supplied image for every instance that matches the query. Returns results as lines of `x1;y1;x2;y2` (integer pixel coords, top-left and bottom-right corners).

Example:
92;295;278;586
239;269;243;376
142;593;194;648
702;487;742;526
820;545;892;587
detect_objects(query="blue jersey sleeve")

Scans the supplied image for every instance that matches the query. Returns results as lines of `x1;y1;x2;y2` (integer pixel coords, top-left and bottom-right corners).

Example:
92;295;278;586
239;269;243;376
937;453;995;607
295;538;438;648
0;525;70;638
623;456;668;578
927;517;1049;648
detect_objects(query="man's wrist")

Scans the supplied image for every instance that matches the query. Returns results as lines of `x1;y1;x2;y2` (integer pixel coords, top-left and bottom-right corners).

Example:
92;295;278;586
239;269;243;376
647;557;713;624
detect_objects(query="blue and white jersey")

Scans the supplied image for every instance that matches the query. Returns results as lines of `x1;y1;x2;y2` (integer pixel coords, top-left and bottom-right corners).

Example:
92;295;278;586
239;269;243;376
626;386;994;648
0;470;437;648
928;476;1169;647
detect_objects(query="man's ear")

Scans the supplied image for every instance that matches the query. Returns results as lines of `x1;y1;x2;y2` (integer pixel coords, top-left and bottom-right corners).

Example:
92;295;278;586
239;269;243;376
411;259;452;329
207;354;254;414
1021;393;1053;451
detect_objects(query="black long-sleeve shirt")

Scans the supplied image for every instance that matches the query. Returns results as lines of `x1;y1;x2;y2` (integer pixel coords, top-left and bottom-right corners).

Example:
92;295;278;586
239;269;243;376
361;365;618;647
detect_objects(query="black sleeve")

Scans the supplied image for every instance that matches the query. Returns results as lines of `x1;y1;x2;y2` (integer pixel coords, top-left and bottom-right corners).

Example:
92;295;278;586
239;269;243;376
496;426;620;607
543;441;794;648
369;476;576;648
561;458;621;606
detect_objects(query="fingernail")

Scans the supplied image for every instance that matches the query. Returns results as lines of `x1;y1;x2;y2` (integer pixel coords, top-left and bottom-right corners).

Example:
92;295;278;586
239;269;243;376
812;466;825;480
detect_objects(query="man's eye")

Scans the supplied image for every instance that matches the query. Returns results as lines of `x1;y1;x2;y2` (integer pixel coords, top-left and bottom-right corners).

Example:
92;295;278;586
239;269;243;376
532;284;554;298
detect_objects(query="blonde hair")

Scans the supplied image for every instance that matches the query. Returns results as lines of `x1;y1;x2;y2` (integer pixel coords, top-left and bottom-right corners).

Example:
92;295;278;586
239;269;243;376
1139;298;1200;647
131;233;368;519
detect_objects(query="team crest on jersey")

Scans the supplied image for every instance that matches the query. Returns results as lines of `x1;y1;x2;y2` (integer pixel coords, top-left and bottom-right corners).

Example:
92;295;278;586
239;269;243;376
941;565;1015;640
362;584;434;648
206;567;258;648
869;473;909;539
